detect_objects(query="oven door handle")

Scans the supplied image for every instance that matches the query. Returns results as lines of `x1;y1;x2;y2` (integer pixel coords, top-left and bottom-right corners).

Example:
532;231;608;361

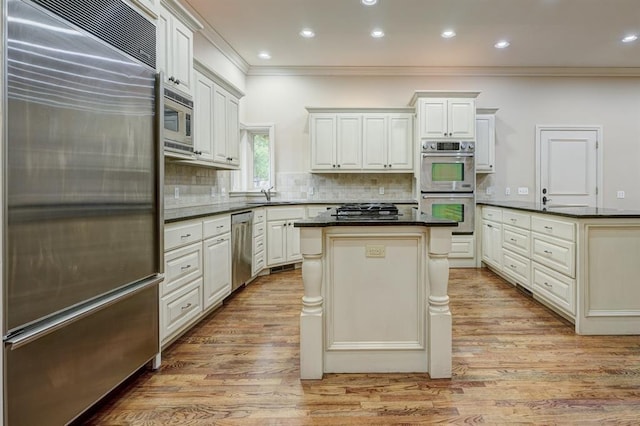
422;194;475;199
421;152;474;158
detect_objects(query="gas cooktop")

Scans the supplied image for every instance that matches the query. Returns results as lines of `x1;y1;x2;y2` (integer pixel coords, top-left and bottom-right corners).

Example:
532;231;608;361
333;203;400;217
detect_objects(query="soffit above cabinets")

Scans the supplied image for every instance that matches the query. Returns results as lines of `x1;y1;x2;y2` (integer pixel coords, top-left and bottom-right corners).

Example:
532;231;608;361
181;0;640;75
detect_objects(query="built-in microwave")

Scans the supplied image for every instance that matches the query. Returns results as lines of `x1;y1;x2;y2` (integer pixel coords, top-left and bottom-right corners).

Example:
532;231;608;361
421;193;475;233
163;88;193;155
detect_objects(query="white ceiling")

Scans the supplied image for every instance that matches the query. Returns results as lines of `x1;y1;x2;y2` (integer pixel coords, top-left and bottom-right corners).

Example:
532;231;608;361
183;0;640;73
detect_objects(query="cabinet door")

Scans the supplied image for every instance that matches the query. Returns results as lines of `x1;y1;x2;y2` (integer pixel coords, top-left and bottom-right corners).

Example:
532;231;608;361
448;99;475;139
226;95;240;166
286;222;302;262
212;85;229;163
336;115;362;169
156;7;171;82
482;220;502;269
475;113;495;173
170;17;193;94
310;114;336;170
194;71;214;161
362;114;387;169
267;220;287;265
420;98;448;138
203;235;231;310
387;114;413;170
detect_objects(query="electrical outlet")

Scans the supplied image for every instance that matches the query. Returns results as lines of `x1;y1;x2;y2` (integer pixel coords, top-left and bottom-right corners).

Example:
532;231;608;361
505;187;511;196
174;187;179;199
617;190;625;199
365;245;385;258
379;186;385;195
518;187;529;195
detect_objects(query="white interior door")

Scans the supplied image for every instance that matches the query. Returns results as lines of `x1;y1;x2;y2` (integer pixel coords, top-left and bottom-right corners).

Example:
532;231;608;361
537;127;601;207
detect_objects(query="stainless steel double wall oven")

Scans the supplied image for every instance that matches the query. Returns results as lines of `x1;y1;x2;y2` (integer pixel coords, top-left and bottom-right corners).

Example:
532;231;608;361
420;141;475;233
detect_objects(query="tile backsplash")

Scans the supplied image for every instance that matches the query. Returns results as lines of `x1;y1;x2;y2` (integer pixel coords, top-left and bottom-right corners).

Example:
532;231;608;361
164;162;415;208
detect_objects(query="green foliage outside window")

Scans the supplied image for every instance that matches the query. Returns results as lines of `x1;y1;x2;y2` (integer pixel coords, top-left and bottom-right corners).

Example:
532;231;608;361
253;134;270;188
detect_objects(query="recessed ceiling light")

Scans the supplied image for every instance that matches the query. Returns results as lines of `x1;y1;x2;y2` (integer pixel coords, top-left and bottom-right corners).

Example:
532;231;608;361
441;30;456;39
622;34;638;43
300;28;315;38
258;51;271;60
371;29;385;38
494;40;510;49
361;0;378;5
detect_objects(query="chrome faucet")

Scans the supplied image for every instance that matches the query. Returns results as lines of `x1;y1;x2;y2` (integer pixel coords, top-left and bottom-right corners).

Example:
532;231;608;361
261;186;274;202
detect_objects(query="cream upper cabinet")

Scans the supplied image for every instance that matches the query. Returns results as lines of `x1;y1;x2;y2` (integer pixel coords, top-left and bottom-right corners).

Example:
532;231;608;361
157;5;194;95
193;70;215;161
362;113;413;171
475;108;497;173
410;91;479;140
193;60;244;168
419;98;475;139
308;108;414;173
309;114;362;171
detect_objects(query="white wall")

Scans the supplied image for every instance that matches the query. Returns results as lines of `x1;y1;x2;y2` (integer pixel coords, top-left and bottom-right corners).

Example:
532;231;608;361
244;74;640;209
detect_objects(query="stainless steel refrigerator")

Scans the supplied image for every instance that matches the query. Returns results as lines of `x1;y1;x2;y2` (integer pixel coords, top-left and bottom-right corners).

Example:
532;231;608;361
3;0;163;424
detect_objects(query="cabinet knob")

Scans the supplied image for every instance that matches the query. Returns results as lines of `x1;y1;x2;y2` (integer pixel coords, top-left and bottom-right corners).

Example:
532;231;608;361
332;164;336;168
337;164;341;168
175;79;181;85
168;76;175;82
490;165;493;168
383;164;387;168
388;164;392;168
443;132;447;136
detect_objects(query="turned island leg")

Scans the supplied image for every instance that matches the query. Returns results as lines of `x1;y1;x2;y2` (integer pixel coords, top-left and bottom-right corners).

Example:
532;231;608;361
428;227;453;379
299;228;324;379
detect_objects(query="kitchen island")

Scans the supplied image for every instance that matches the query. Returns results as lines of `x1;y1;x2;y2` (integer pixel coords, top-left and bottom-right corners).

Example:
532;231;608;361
478;200;640;335
294;205;457;379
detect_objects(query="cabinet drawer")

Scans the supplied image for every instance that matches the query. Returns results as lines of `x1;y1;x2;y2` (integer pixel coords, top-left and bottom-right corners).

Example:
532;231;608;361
253;251;265;275
164;242;202;296
482;207;502;222
254;234;265;254
253;208;266;223
502;224;531;257
449;235;475;259
502;249;531;289
531;215;575;241
532;263;576;316
502;209;530;229
254;221;266;237
165;220;202;251
266;206;305;221
203;215;231;239
161;277;203;342
531;232;575;278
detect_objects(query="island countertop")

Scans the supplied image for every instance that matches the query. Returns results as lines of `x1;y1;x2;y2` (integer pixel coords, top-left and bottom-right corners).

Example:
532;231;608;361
293;205;457;227
477;200;640;219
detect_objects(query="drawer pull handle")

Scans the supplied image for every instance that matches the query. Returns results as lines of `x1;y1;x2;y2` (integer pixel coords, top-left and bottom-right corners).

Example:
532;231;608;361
181;264;191;270
181;233;192;238
543;250;553;255
216;225;224;229
543;282;552;288
181;303;192;310
510;238;517;242
217;238;225;243
487;224;493;228
510;218;517;222
510;264;516;269
544;226;553;230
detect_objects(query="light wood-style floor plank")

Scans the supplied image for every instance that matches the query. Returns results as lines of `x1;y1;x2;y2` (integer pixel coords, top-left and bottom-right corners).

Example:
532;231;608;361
79;268;640;425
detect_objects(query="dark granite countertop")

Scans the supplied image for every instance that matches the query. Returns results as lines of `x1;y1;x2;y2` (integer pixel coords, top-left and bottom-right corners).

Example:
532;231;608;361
165;200;418;223
477;200;640;219
293;206;458;228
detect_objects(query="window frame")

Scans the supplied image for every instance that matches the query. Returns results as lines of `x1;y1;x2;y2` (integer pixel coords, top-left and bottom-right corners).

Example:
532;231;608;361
232;123;275;196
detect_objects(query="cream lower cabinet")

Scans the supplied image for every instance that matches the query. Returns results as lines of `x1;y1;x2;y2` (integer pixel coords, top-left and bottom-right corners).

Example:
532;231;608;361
481;207;503;269
202;214;231;310
266;207;305;266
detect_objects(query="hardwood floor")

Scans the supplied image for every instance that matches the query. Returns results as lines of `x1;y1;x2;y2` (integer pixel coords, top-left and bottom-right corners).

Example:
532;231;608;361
81;268;640;425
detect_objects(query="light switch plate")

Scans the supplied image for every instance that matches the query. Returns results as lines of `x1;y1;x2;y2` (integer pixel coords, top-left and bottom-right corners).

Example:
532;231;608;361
505;187;511;195
174;187;179;199
518;187;529;195
617;190;625;199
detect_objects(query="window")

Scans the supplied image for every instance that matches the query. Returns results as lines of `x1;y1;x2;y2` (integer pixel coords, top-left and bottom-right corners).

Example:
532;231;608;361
232;124;275;194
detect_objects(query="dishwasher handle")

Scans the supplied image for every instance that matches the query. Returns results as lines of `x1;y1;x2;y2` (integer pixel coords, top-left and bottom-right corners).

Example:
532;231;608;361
231;211;254;225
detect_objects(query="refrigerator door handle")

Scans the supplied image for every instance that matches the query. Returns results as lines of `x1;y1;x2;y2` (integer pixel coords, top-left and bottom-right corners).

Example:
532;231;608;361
4;275;163;350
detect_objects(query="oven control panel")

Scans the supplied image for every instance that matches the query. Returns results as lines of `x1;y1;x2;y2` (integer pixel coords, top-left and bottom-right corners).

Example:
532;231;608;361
422;141;475;153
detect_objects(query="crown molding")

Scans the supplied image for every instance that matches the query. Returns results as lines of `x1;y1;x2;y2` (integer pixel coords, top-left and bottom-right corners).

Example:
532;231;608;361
161;0;203;31
246;65;640;77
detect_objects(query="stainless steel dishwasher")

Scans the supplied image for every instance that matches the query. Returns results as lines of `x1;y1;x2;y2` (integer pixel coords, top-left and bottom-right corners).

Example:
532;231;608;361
231;211;254;291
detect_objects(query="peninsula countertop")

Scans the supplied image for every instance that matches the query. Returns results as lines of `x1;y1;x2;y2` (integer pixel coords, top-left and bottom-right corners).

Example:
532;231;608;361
477;200;640;219
293;205;457;227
